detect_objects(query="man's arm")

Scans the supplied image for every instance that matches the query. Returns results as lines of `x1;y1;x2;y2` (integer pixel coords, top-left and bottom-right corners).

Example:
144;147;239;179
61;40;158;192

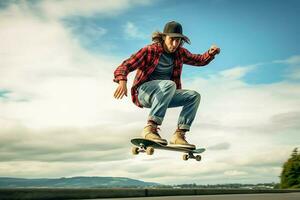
181;45;220;66
113;46;148;83
113;46;148;99
113;80;127;99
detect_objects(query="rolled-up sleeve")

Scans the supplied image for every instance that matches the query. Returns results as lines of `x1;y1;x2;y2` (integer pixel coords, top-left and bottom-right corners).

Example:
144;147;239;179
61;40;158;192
113;47;148;83
181;47;215;66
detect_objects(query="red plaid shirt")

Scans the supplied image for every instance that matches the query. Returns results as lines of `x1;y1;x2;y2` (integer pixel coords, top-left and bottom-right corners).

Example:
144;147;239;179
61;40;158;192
113;42;215;108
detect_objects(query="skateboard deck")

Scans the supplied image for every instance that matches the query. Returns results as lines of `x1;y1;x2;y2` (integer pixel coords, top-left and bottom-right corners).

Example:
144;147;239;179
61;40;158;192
131;138;205;161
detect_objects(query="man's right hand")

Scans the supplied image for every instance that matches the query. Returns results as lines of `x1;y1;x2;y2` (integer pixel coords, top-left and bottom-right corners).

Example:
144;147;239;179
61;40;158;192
208;44;221;56
113;80;128;99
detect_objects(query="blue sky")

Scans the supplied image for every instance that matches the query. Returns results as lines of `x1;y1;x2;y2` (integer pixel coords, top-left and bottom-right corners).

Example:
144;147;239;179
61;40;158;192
60;0;300;84
0;0;300;184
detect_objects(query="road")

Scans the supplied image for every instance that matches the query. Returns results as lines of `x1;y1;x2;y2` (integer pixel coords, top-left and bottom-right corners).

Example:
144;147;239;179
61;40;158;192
83;192;300;200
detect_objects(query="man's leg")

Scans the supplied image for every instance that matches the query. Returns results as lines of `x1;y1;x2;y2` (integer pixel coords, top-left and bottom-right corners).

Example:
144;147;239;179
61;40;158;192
138;80;177;125
168;89;201;148
137;80;176;144
169;89;201;130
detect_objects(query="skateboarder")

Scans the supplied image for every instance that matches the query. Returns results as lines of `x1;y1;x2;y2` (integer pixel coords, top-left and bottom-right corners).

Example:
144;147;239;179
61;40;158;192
113;21;220;149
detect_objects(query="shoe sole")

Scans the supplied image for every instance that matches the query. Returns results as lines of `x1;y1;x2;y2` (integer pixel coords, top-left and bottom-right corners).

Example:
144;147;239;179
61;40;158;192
168;144;196;149
149;139;168;145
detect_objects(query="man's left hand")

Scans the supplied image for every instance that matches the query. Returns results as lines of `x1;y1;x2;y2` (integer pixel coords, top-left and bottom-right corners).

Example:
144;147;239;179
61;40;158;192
208;45;221;56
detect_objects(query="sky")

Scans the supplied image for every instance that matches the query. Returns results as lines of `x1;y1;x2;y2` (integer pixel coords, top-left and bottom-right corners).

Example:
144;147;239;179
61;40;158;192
0;0;300;185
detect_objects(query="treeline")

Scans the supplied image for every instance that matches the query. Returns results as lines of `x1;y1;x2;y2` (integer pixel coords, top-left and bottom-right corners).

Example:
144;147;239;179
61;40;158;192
280;148;300;189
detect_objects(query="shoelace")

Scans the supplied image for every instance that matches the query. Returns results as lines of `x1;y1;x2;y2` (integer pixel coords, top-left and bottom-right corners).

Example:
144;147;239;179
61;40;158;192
150;126;161;135
178;131;186;140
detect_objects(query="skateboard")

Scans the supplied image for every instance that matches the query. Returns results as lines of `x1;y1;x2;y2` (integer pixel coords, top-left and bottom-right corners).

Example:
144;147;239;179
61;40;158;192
131;138;205;161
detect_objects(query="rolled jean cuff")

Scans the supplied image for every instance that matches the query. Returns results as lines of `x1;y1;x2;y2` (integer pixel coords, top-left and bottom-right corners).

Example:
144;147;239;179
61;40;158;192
178;124;190;131
148;116;163;125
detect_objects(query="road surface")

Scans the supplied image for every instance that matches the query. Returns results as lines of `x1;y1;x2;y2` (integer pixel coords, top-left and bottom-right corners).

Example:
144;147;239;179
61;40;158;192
83;192;300;200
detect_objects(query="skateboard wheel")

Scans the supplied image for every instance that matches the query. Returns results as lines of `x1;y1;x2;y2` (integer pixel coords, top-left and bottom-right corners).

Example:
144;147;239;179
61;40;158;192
195;155;201;161
146;147;154;155
183;154;189;161
132;147;139;155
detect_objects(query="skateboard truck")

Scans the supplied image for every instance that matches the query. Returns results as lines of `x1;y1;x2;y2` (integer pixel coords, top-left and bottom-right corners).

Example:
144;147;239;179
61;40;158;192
132;143;154;155
183;152;202;161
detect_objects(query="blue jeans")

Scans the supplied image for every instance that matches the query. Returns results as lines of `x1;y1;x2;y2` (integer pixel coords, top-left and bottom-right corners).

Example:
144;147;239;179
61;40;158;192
137;80;201;131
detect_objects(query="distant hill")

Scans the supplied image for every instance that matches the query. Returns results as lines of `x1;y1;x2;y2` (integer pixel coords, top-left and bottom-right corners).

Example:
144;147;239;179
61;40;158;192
0;177;160;188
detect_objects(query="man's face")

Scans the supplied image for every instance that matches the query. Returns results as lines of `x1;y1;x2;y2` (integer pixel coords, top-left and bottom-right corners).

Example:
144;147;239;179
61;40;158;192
163;35;181;53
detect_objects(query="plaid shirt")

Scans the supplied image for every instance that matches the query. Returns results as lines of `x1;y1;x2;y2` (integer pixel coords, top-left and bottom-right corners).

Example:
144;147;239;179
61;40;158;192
113;42;215;108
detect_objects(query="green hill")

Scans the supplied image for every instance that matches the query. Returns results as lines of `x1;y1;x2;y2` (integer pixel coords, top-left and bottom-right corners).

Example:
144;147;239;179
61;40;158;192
0;177;159;188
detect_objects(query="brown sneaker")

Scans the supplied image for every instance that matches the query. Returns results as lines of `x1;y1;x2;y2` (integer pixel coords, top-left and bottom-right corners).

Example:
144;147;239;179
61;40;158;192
169;130;196;149
141;124;167;145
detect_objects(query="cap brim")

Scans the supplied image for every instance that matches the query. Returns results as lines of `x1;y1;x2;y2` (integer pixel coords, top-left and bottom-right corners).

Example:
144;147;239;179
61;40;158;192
163;33;191;44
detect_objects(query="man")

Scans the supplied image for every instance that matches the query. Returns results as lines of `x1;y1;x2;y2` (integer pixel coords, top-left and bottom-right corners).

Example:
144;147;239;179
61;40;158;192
113;21;220;149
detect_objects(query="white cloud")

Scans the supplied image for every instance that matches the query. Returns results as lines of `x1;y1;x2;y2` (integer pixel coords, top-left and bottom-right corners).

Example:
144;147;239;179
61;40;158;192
274;55;300;65
273;55;300;80
224;170;248;176
219;64;258;80
0;0;149;180
125;21;138;37
124;22;148;39
124;21;147;39
0;1;144;128
0;0;152;20
208;142;230;150
287;67;300;80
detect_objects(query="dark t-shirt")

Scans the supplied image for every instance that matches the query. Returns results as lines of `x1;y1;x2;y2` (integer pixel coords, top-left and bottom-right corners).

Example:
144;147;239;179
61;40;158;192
148;51;174;81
